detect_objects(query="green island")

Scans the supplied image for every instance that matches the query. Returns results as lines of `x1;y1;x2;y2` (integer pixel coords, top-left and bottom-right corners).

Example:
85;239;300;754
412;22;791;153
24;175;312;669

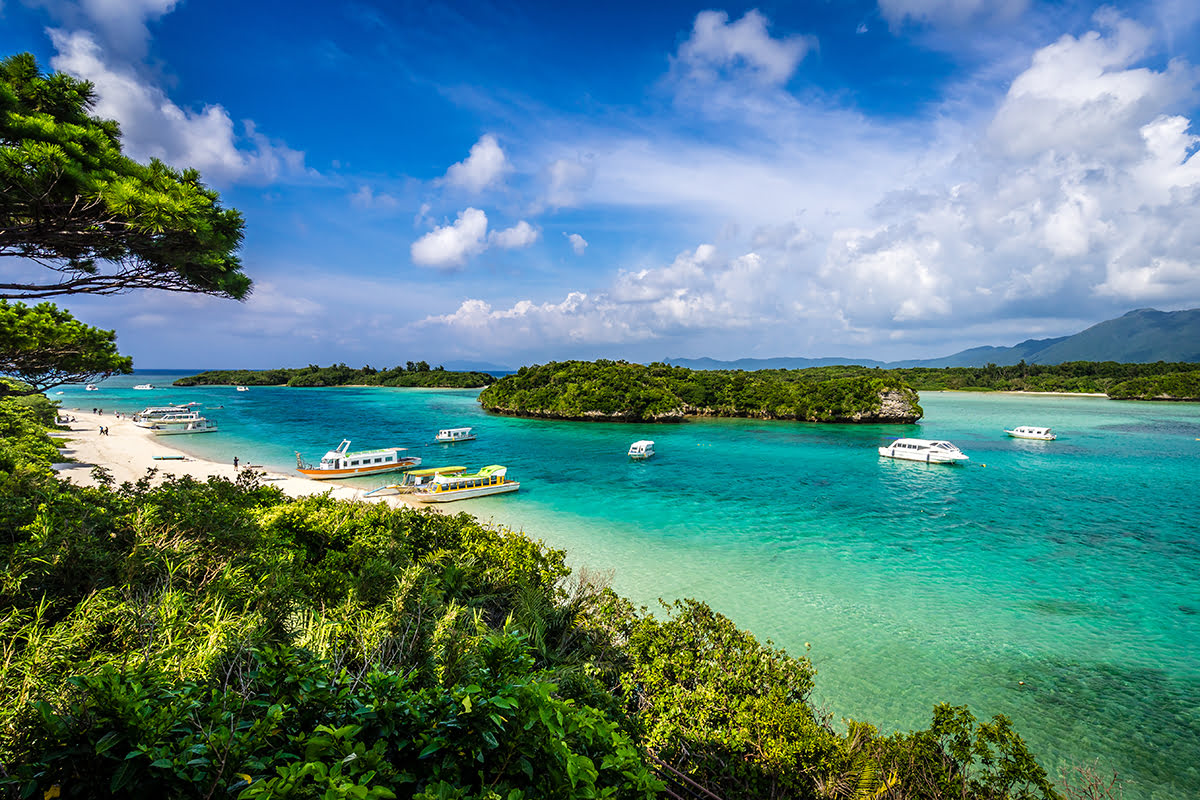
173;363;496;389
478;360;924;422
0;392;1068;799
479;361;1200;423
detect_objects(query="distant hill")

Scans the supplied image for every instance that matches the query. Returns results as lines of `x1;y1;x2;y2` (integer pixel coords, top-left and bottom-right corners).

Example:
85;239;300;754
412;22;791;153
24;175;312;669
666;308;1200;370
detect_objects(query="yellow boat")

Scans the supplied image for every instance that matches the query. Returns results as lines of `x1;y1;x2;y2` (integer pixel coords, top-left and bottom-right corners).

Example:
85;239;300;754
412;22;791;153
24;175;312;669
411;465;519;503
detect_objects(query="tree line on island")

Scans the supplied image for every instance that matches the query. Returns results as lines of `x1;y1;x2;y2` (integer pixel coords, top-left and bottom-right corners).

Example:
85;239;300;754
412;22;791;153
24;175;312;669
0;52;1116;798
173;363;496;389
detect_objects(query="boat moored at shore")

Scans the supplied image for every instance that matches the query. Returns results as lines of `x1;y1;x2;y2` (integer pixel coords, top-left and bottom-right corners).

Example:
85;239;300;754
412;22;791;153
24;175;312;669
150;417;218;435
411;464;519;502
364;466;468;496
1005;426;1056;440
296;439;421;480
878;438;969;464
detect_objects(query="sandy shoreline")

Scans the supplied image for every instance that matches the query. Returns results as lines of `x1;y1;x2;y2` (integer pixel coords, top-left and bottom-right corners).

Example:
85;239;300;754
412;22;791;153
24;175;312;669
52;410;427;511
927;389;1109;397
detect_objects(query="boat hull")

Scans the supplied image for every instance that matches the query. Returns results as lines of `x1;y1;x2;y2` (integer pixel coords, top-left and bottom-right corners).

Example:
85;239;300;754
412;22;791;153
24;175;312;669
152;425;218;435
297;460;421;480
1005;431;1056;440
413;481;520;503
878;447;968;464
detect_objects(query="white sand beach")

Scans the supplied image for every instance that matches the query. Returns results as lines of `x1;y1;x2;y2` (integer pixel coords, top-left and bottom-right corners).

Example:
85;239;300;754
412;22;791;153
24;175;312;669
52;410;427;510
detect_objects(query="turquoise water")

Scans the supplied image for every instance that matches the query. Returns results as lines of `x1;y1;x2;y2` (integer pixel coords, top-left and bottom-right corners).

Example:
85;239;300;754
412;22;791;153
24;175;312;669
63;374;1200;799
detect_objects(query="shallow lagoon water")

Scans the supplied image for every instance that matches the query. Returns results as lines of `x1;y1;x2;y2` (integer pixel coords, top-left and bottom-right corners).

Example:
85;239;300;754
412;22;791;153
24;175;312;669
66;374;1200;798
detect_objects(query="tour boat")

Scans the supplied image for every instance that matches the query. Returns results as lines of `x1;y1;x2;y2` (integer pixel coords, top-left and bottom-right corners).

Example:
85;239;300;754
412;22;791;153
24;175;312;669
436;427;476;443
150;417;219;435
85;385;98;391
1004;426;1056;440
411;465;519;503
878;438;969;464
132;383;155;390
236;386;249;392
295;439;421;480
628;440;655;460
363;466;468;497
133;405;192;422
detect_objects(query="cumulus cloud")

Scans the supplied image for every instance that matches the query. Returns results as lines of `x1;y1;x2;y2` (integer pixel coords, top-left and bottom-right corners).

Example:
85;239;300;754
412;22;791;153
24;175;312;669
36;0;180;58
411;208;489;268
672;10;812;87
49;29;309;185
488;220;539;249
411;209;538;267
566;233;588;255
441;134;511;192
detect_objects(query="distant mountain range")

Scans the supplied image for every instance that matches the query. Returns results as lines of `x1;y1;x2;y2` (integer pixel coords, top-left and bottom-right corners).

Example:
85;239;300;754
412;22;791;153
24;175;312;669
666;308;1200;370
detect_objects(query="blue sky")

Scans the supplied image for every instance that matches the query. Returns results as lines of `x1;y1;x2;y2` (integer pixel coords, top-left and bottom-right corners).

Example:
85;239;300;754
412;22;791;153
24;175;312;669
3;0;1200;369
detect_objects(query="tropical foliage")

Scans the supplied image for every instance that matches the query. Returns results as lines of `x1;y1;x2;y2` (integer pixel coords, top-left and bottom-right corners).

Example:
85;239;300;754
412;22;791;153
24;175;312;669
0;300;133;394
478;360;922;422
1106;370;1200;400
0;54;250;301
174;363;496;389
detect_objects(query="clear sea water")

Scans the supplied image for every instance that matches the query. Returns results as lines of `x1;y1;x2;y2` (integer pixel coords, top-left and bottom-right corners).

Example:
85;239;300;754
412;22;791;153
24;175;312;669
62;372;1200;799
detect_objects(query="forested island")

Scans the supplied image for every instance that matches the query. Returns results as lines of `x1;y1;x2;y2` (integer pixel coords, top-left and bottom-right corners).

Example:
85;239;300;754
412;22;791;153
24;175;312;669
478;360;923;422
173;362;495;389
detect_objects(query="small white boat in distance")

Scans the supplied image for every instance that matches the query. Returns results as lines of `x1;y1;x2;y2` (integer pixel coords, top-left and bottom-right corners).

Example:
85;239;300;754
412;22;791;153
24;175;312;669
1005;426;1056;440
85;384;98;391
132;383;155;390
628;440;655;460
879;438;969;464
412;464;519;503
436;427;475;443
236;385;249;392
295;439;421;480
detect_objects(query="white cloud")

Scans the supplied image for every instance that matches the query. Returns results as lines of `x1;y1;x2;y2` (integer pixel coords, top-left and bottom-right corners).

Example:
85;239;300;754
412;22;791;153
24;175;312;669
672;10;812;87
411;207;489;269
49;29;309;185
566;233;588;255
441;134;510;192
542;157;594;208
488;220;539;249
36;0;179;58
350;185;400;210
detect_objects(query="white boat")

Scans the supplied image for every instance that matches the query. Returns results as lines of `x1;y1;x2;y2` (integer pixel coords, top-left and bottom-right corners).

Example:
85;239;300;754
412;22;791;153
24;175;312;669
436;427;476;443
150;417;219;435
236;385;249;392
628;440;655;460
364;466;468;496
85;385;98;391
878;438;969;464
295;439;421;480
133;406;194;424
1005;426;1056;440
132;383;155;390
412;464;519;503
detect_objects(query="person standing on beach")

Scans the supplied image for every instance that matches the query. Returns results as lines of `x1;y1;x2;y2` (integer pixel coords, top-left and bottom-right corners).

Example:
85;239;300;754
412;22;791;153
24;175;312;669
233;456;239;470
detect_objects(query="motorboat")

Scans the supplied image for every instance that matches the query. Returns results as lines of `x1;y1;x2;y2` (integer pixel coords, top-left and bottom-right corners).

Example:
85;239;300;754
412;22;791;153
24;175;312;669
411;464;519;503
1005;426;1056;440
436;427;476;443
85;385;98;391
295;439;421;480
150;417;218;435
878;438;969;464
236;386;249;392
628;440;655;460
363;466;468;496
132;384;155;390
133;406;195;424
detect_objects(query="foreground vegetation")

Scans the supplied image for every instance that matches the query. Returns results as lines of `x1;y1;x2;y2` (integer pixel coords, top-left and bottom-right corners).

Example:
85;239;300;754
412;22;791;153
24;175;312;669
0;395;1076;799
479;361;922;422
174;363;496;389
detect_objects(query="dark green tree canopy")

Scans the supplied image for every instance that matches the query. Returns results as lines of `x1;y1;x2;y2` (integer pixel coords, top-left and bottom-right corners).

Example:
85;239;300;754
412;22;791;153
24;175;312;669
0;300;132;394
0;53;251;300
